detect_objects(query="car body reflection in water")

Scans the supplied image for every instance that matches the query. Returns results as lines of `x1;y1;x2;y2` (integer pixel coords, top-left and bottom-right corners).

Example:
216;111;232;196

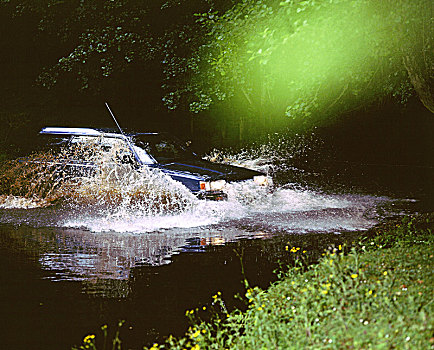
181;230;274;253
3;224;268;298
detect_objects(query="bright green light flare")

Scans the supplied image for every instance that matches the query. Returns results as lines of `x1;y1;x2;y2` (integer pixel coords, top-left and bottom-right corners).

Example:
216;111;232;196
211;0;430;122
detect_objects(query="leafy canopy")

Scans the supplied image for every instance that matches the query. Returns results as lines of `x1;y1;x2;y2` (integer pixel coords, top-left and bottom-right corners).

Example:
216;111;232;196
1;0;218;92
163;0;433;122
2;0;432;121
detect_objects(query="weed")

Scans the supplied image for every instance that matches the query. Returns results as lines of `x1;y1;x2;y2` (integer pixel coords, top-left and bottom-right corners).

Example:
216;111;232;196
72;321;124;350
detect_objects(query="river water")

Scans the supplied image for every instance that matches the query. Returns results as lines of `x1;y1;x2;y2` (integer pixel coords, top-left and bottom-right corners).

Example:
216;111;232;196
0;151;431;349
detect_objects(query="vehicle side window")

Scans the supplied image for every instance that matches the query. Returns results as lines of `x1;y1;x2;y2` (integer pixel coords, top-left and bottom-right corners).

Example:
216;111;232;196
133;134;195;162
154;140;179;158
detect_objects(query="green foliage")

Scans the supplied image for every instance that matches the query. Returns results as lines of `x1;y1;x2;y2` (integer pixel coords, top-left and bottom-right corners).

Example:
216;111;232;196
1;0;223;93
163;0;433;123
2;0;432;118
43;0;153;90
1;0;157;91
360;214;434;250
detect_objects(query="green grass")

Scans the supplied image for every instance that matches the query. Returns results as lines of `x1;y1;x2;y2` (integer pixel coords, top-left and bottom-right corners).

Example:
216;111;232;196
75;214;434;350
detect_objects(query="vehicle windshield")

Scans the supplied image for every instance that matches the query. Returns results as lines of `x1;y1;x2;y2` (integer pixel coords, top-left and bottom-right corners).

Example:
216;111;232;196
133;134;195;162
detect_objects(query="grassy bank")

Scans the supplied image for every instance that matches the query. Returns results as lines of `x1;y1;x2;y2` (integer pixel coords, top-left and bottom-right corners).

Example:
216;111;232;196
75;214;433;350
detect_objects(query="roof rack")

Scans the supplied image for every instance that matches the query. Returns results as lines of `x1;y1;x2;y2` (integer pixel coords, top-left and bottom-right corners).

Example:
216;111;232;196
40;127;103;136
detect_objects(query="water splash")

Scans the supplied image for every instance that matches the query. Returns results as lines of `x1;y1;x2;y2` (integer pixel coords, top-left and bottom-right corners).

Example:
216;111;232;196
0;140;197;214
0;133;396;235
0;195;52;209
204;132;329;187
208;132;323;166
59;178;388;235
0;153;68;206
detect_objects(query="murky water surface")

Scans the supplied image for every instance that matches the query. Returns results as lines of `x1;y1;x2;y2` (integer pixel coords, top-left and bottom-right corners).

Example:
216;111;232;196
0;146;430;349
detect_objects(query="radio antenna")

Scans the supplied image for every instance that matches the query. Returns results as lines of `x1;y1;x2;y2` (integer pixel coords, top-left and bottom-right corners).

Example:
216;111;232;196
104;102;143;165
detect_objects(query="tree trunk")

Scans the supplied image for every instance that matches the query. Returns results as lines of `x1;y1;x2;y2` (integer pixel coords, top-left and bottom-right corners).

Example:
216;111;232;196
403;55;434;114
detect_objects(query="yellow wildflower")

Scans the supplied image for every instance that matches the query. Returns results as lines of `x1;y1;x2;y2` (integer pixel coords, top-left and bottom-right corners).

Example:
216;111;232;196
351;274;358;279
83;334;95;343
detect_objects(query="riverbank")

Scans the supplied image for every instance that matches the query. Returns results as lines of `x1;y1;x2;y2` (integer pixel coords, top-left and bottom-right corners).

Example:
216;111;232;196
151;213;433;350
75;213;433;349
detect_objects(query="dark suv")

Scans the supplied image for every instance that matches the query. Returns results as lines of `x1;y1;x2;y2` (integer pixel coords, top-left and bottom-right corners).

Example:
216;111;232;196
39;127;270;200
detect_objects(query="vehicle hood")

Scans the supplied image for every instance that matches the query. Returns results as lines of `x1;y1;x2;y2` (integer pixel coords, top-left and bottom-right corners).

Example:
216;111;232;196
158;158;264;181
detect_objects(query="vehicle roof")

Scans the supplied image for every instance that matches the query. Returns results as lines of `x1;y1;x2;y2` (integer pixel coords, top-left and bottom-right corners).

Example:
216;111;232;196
39;127;160;138
40;127;102;136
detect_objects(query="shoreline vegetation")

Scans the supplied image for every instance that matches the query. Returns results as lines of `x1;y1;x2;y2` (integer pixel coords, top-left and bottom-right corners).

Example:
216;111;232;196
74;213;433;350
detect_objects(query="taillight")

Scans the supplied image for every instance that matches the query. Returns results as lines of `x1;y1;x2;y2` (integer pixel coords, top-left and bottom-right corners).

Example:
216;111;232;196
200;181;211;191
